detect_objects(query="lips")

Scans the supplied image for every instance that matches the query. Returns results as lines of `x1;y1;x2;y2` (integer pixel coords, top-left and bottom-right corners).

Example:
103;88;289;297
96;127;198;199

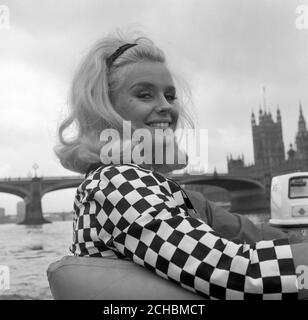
147;122;171;128
146;118;175;129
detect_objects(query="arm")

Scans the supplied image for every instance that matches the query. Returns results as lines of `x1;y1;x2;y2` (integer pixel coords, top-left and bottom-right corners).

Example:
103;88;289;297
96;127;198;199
91;165;301;299
184;189;302;244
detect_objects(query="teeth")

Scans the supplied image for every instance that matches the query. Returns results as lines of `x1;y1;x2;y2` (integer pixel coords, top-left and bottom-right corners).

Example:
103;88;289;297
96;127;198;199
148;122;170;128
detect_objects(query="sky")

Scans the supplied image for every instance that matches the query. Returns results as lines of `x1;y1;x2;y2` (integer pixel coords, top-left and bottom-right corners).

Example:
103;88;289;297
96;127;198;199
1;0;308;214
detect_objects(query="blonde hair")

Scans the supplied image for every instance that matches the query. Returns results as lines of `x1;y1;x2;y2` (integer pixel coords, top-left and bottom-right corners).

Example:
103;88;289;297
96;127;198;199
55;32;194;174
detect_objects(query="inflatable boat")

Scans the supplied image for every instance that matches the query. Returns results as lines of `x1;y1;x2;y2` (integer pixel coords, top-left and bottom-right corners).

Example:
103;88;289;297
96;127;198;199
47;172;308;300
47;255;204;300
270;172;308;227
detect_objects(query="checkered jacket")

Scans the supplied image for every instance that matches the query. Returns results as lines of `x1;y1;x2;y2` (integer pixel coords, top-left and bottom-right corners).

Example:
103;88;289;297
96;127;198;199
71;163;299;299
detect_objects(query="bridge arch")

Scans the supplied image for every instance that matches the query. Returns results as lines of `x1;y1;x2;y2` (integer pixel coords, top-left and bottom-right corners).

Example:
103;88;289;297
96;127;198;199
41;188;77;220
0;183;30;199
42;180;82;196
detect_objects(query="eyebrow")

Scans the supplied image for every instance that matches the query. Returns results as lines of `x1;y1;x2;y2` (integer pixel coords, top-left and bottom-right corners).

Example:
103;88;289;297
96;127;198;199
129;82;176;91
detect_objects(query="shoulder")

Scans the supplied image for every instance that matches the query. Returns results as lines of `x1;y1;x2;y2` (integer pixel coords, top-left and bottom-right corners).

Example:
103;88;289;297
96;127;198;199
76;164;182;213
88;163;159;181
79;164;170;192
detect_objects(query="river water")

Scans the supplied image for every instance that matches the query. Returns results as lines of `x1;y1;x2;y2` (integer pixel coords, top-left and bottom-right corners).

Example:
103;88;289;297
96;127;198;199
0;221;72;300
0;212;271;300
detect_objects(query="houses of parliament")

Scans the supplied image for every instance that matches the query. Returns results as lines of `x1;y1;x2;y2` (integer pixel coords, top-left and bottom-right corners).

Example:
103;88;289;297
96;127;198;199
227;103;308;179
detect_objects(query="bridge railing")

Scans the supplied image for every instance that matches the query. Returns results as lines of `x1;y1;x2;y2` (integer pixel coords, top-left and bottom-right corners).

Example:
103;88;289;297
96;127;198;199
171;173;229;177
0;175;84;182
41;175;84;180
0;172;261;183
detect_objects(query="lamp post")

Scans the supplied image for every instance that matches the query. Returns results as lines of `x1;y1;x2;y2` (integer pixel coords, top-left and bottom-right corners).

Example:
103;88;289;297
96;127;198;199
32;163;39;178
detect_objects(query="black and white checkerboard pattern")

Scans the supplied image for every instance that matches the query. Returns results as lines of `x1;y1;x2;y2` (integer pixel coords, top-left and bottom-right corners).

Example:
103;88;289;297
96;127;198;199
72;163;298;299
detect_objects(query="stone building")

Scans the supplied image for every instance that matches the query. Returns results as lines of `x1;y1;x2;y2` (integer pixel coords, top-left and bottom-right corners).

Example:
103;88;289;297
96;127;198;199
227;103;308;183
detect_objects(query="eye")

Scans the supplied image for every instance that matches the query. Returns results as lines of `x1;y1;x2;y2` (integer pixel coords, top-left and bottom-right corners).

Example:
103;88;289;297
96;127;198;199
165;93;177;102
136;92;153;100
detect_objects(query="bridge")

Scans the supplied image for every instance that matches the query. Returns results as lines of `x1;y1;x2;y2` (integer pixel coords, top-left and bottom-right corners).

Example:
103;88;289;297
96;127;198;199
0;172;268;225
0;176;83;224
174;173;265;190
174;173;268;213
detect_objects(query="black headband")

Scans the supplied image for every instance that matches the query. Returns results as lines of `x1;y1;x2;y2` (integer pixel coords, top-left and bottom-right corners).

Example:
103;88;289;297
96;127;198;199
106;43;137;69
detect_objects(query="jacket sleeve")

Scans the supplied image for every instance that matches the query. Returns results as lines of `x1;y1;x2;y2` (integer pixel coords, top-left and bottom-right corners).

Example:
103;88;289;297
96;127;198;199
184;189;303;244
94;165;298;300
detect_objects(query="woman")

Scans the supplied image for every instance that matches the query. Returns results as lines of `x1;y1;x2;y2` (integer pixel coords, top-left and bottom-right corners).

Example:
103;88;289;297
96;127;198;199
55;33;308;299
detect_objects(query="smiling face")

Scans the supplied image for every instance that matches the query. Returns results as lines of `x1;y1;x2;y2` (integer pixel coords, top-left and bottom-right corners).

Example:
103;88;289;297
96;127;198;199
110;61;179;132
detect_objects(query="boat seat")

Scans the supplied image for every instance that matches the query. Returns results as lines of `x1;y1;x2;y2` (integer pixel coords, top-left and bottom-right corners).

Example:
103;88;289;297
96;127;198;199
47;256;205;300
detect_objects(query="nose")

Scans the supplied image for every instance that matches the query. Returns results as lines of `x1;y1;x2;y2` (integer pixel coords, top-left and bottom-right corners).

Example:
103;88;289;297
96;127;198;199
155;96;172;113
